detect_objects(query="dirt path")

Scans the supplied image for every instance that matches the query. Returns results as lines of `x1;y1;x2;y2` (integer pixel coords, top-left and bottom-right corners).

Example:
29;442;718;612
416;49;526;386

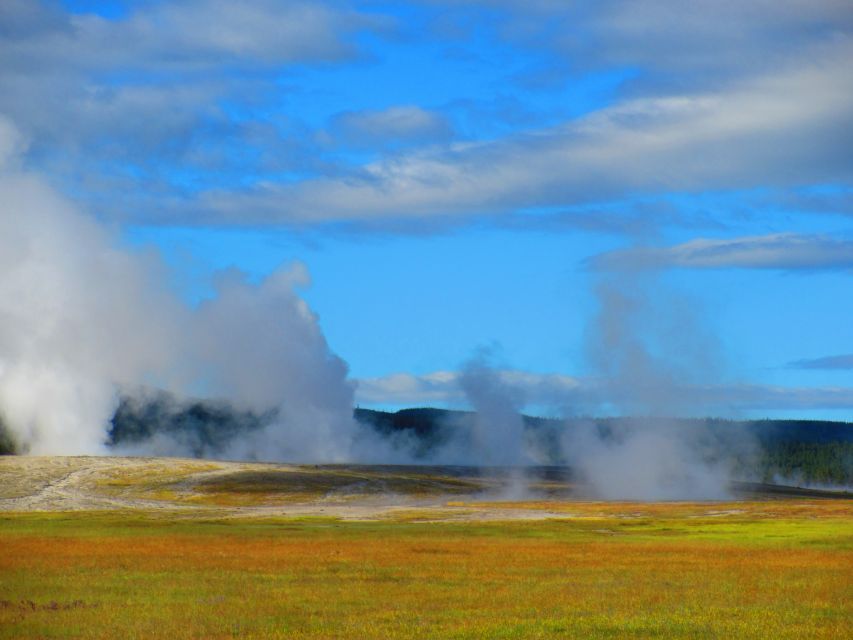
0;457;233;512
1;457;189;512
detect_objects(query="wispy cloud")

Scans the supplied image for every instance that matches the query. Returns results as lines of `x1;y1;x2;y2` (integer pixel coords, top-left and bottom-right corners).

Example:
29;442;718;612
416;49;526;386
790;354;853;370
589;233;853;271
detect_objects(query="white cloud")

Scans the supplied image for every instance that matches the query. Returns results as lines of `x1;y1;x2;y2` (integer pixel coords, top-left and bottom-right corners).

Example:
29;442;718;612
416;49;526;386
356;371;465;405
0;0;387;185
189;46;853;224
355;369;853;412
356;370;582;407
331;105;453;148
0;0;374;72
439;1;853;87
590;233;853;271
2;1;851;228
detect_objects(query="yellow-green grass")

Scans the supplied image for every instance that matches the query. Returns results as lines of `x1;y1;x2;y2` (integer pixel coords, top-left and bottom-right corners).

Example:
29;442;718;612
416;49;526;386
1;500;851;639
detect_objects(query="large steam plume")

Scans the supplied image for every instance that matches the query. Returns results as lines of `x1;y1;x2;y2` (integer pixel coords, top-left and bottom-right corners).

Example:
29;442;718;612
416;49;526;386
0;117;369;461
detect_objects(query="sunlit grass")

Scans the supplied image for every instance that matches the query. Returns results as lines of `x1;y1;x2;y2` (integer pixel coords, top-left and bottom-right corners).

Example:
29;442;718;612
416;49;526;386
1;500;850;639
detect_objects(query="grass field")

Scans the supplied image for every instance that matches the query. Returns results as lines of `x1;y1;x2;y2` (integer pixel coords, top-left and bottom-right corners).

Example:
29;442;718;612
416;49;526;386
0;458;851;638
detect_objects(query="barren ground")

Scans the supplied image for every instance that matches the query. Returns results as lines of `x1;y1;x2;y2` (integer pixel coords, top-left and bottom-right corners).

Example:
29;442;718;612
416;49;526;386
1;455;848;521
0;456;573;520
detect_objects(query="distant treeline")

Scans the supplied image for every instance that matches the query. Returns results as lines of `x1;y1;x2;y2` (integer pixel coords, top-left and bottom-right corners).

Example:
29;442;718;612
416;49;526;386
355;408;853;445
355;408;853;486
1;399;851;485
752;442;853;486
0;417;14;457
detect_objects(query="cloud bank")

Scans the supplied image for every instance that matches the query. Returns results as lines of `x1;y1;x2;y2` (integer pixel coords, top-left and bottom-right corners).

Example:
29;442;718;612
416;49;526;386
1;1;850;228
188;54;853;224
355;370;853;413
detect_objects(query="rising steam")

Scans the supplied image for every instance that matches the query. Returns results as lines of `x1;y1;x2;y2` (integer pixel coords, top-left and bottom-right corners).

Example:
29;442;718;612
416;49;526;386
458;351;529;467
0;117;371;461
561;273;742;499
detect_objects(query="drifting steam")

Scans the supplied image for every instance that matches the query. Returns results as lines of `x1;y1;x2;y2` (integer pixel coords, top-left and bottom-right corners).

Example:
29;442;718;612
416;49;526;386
458;352;529;467
561;274;741;499
418;275;747;500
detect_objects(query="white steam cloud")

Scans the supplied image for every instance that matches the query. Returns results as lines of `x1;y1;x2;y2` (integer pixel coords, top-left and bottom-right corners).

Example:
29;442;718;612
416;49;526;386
0;117;369;461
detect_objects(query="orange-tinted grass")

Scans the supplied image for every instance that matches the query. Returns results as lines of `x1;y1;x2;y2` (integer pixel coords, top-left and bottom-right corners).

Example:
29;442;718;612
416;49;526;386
464;499;853;519
0;503;850;639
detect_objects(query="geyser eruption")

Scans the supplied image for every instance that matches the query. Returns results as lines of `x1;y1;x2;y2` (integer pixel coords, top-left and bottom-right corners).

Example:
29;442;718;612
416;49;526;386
0;140;180;453
563;273;739;500
0;117;361;460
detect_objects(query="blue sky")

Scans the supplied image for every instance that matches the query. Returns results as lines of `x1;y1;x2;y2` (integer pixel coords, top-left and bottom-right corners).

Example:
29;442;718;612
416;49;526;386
4;0;853;419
